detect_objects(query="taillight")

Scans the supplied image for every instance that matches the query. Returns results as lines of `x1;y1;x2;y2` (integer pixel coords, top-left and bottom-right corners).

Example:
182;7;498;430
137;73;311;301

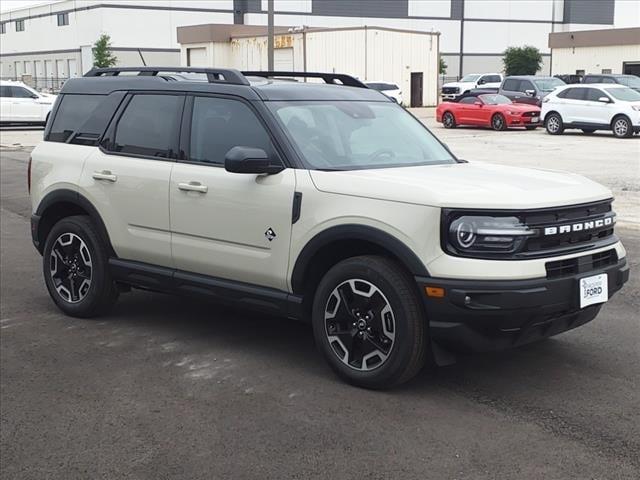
28;156;32;194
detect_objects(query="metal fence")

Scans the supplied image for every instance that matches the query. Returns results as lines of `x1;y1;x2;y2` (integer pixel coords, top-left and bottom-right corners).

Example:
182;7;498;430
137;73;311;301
1;75;70;93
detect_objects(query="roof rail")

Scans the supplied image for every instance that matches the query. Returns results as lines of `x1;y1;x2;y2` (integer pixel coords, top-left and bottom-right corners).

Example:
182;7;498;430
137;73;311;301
241;71;368;88
84;67;250;85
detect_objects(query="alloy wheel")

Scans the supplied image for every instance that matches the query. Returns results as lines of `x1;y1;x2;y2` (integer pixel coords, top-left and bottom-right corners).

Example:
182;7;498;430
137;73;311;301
613;118;629;137
546;116;560;133
49;232;93;303
324;279;396;371
443;113;454;128
492;114;505;130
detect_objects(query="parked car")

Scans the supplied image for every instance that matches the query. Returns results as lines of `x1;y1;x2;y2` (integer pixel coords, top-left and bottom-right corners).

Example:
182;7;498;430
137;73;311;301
555;74;583;84
366;81;402;104
499;76;566;106
441;73;503;100
0;80;56;125
582;74;640;92
542;84;640;138
436;93;540;130
29;67;629;389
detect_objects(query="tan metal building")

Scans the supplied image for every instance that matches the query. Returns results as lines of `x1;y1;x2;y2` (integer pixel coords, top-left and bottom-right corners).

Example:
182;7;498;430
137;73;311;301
549;27;640;77
177;24;440;107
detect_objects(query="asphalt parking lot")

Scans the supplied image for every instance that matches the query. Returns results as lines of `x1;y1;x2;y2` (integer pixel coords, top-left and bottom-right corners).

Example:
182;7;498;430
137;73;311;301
1;121;639;479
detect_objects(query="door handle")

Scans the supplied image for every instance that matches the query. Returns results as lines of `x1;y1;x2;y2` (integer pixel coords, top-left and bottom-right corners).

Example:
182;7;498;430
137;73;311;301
178;181;208;193
92;170;117;182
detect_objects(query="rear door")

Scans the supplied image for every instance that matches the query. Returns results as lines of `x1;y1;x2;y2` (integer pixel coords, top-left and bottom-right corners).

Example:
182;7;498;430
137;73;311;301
169;94;296;291
79;92;183;267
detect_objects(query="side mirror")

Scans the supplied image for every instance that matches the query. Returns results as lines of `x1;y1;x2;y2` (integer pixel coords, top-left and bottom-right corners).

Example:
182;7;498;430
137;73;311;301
31;94;39;99
474;100;483;106
525;89;536;97
597;96;611;103
224;146;284;175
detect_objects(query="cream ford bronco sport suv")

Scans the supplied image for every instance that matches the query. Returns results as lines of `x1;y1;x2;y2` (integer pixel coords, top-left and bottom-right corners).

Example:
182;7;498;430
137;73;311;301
30;67;629;389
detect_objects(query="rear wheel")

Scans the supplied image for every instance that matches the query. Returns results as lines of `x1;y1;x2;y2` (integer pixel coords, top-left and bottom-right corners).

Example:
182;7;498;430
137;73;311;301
442;112;456;129
312;256;428;389
612;116;633;138
545;113;564;135
43;216;119;318
491;113;507;131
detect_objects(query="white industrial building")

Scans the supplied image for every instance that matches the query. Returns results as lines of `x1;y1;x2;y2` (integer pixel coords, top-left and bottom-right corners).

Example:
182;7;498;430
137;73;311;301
1;0;639;88
178;24;439;106
550;27;640;77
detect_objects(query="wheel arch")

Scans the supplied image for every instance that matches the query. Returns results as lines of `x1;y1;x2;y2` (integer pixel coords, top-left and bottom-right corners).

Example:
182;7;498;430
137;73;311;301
34;189;115;256
543;110;560;121
290;224;429;312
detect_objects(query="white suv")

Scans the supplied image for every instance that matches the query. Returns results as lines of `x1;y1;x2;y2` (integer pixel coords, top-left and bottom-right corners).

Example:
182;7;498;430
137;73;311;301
0;80;56;125
542;84;640;138
29;67;629;389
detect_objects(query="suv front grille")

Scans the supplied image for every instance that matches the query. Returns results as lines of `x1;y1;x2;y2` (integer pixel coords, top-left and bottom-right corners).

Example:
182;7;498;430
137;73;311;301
522;111;539;117
518;200;616;258
545;249;618;279
442;87;459;94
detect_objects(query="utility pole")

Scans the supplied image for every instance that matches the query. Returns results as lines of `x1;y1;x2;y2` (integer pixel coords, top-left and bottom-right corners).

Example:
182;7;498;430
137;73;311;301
267;0;274;71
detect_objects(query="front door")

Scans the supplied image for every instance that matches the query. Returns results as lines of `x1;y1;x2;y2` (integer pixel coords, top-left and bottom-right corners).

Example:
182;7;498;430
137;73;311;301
170;95;296;291
410;72;423;107
9;85;41;121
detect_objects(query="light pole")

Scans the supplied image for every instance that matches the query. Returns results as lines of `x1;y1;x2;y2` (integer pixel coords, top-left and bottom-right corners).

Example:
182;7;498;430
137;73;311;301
267;0;274;71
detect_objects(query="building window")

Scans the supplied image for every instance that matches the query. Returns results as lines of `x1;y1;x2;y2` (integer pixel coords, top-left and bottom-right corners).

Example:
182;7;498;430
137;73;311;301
57;13;69;26
601;68;612;74
0;22;6;34
15;19;24;32
576;69;585;75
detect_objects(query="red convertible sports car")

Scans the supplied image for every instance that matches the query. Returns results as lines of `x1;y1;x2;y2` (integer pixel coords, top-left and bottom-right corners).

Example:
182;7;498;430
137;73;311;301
436;94;541;131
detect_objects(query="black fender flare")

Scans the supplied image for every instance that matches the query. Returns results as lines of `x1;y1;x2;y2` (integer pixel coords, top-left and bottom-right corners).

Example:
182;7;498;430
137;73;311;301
290;224;429;294
34;189;114;255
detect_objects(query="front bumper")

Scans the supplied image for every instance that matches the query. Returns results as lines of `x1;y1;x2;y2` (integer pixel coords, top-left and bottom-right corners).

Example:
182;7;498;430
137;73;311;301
506;115;541;126
416;257;629;352
441;93;461;101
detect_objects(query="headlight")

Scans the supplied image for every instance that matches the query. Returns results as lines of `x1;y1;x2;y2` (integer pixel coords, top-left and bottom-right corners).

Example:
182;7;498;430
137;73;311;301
445;214;536;256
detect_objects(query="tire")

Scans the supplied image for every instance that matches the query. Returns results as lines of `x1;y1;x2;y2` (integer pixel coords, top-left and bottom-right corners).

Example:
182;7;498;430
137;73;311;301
491;113;507;131
581;129;595;134
312;256;428;389
612;115;633;138
525;126;538;130
442;111;456;129
43;215;119;318
545;112;564;135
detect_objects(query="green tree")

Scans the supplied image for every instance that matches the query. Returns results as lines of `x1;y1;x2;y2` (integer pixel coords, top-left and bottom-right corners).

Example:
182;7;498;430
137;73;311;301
93;34;118;68
439;57;448;75
502;46;542;76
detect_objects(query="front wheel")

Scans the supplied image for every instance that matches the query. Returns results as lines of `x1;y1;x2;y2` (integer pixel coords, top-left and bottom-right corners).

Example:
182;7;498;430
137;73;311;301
312;256;428;389
442;112;456;129
43;215;119;318
545;113;564;135
491;113;507;131
612;116;633;138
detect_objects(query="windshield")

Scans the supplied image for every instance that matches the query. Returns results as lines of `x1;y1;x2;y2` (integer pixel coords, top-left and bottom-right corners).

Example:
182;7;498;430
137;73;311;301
618;75;640;88
268;101;456;170
479;94;512;105
460;74;481;82
367;83;398;91
533;77;565;91
605;87;640;102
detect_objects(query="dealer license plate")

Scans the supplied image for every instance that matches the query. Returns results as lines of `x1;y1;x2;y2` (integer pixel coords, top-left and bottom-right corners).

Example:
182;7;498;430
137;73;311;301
579;273;608;308
531;116;539;123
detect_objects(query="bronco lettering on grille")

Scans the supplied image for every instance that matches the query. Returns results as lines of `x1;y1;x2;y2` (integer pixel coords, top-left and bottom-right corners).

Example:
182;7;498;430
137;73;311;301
543;216;614;236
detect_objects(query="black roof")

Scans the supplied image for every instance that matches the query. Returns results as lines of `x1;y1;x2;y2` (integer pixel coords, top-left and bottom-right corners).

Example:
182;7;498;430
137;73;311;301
504;75;557;80
61;67;389;102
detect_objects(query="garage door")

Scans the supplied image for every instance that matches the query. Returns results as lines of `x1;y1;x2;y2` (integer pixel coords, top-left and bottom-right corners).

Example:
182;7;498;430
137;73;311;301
187;48;207;67
274;48;294;71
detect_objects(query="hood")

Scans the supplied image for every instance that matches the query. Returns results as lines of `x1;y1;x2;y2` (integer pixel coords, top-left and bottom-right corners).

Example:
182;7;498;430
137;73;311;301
37;93;57;104
309;162;611;210
443;81;475;90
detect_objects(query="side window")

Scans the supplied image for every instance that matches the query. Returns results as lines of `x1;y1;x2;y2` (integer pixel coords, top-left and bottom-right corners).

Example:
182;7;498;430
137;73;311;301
485;75;501;83
583;76;598;84
585;88;606;102
564;88;587;100
48;94;105;143
459;97;477;104
520;80;534;92
189;96;276;165
600;77;616;84
502;79;520;91
10;86;35;98
0;86;11;97
111;94;183;158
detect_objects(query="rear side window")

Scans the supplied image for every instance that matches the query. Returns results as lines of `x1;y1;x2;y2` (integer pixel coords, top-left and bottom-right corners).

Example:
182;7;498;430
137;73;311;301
49;94;105;142
502;79;520;91
558;87;587;100
189;96;275;165
110;94;183;158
